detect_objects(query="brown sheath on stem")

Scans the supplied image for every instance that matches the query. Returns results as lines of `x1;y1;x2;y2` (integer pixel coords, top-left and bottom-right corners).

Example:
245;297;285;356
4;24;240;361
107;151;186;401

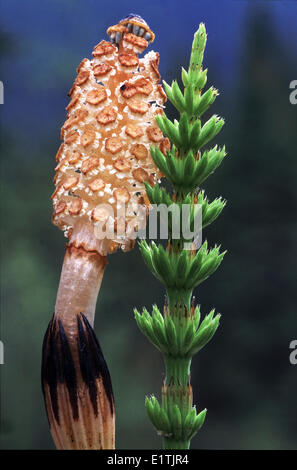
42;14;166;450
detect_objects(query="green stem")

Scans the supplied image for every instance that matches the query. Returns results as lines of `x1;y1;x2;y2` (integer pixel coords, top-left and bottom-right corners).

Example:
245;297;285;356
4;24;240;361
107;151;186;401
163;438;190;450
164;356;191;388
137;23;224;450
166;287;192;313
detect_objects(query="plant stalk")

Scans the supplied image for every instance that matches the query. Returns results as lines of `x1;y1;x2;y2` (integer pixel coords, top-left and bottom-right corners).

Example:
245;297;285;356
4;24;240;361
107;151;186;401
135;23;226;449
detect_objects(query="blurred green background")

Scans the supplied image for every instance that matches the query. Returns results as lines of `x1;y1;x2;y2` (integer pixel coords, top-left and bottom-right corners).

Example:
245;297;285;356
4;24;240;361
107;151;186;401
0;0;297;449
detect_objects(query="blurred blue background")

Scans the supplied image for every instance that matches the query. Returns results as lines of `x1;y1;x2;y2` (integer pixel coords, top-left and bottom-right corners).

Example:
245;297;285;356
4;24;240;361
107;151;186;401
0;0;297;449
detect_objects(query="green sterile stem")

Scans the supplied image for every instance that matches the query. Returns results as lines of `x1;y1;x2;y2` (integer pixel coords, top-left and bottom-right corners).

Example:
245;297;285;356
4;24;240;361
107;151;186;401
166;287;192;313
164;286;194;449
164;356;191;388
163;438;190;450
136;23;225;450
163;355;192;449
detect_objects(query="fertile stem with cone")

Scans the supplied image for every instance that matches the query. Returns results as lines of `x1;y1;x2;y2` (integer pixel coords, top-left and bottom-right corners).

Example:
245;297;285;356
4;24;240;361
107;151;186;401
42;14;168;449
134;23;227;449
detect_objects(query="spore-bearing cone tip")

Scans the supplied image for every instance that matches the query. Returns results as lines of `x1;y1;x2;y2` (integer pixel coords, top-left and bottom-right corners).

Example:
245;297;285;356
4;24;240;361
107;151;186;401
107;13;155;45
41;312;115;449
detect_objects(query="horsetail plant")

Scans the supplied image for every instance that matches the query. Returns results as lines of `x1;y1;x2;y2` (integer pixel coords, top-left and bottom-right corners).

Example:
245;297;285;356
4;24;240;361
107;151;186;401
42;15;168;449
134;23;227;449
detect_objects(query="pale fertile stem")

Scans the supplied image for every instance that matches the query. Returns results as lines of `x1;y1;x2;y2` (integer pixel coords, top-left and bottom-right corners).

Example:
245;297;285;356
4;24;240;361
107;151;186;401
55;244;107;331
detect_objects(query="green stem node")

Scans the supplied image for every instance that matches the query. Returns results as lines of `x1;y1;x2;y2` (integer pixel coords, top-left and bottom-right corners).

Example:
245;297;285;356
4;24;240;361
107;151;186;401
164;356;192;388
166;288;192;313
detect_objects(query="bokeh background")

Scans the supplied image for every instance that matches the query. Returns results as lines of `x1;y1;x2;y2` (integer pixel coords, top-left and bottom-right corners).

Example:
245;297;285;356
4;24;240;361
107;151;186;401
1;0;297;449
